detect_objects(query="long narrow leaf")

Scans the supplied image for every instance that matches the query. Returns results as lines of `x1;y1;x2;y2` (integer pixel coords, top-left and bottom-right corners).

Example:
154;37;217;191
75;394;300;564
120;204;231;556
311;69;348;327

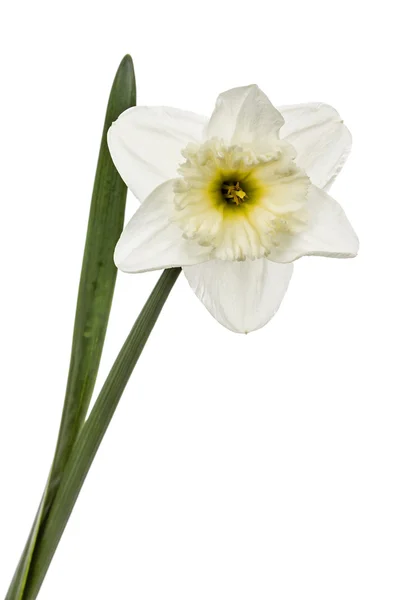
50;53;136;502
24;268;181;600
6;55;136;600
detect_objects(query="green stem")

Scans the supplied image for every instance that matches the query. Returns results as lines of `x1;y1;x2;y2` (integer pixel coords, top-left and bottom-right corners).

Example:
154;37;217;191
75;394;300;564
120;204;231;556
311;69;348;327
6;55;136;600
23;268;181;600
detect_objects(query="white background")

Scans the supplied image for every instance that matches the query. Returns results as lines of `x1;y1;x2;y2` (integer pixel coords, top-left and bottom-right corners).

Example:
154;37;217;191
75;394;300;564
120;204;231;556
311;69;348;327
0;1;399;599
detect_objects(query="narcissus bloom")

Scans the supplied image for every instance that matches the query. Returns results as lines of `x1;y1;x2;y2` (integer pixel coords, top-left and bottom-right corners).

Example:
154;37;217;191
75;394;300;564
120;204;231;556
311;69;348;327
108;85;358;333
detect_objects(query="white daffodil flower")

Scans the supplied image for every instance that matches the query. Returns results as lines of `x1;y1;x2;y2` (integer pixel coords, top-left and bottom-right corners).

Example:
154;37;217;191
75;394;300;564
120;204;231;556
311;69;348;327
108;85;358;333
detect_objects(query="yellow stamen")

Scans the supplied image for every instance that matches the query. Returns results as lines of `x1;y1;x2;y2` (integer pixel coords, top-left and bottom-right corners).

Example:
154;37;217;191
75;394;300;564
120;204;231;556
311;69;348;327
222;182;247;205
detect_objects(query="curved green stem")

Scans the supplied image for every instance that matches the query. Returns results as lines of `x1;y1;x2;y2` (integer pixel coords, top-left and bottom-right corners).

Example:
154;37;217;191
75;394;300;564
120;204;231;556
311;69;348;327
23;268;181;600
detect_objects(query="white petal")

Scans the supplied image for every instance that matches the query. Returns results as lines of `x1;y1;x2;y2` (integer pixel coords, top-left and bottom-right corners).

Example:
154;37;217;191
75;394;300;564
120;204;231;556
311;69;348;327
108;106;207;202
184;259;293;334
206;85;284;149
279;103;352;191
115;180;211;273
269;185;359;263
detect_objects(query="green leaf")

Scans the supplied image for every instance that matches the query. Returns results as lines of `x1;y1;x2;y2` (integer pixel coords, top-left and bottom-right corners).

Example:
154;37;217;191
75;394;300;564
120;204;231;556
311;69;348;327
6;55;136;600
50;52;136;501
24;268;181;600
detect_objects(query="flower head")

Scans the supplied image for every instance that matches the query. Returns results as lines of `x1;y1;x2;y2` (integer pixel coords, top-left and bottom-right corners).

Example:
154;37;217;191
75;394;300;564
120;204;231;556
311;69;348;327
108;85;358;333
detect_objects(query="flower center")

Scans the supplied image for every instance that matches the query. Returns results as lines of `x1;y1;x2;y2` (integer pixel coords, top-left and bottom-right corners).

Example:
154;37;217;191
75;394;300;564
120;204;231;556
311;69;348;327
173;138;310;261
221;181;248;205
